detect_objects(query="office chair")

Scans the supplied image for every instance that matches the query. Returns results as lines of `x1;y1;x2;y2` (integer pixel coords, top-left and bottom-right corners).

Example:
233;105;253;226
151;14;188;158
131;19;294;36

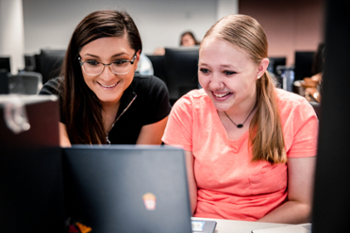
309;101;321;119
36;49;66;84
146;54;166;82
8;71;43;95
164;47;199;105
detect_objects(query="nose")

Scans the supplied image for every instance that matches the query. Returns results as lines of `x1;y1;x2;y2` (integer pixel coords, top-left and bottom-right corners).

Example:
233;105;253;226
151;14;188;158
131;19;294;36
99;64;115;81
208;72;224;90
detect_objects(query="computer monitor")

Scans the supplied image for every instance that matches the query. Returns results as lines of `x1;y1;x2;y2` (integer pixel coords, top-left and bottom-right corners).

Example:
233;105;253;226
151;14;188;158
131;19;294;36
267;57;286;75
311;1;350;233
0;56;11;73
164;47;199;105
24;54;36;71
294;51;315;81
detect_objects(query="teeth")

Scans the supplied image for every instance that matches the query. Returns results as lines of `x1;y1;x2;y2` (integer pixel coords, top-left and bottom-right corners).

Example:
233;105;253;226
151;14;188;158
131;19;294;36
214;92;230;98
100;83;118;88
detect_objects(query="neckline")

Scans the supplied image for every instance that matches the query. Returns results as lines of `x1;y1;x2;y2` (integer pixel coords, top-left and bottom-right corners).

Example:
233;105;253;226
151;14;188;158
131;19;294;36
208;98;250;143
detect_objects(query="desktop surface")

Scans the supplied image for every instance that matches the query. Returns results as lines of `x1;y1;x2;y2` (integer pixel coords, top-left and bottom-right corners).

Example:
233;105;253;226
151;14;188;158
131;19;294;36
192;217;293;233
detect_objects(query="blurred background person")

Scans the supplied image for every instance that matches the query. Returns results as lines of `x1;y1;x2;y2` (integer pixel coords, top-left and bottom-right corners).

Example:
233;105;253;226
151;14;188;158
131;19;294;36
180;31;200;46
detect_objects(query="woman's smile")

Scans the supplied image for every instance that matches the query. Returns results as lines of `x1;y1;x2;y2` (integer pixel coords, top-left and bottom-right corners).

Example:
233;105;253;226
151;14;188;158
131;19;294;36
97;81;120;89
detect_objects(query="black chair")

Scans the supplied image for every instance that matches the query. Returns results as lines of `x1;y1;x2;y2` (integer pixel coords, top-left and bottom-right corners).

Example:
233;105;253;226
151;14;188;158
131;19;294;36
309;101;321;119
164;47;199;105
36;49;66;84
146;54;166;82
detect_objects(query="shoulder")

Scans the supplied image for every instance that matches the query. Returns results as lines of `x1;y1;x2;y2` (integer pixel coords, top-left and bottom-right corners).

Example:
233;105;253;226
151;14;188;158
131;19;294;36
275;88;317;123
132;74;166;89
276;88;312;110
172;88;210;111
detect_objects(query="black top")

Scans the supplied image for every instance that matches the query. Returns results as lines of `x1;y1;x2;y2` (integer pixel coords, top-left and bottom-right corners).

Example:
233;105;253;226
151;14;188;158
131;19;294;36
39;74;171;144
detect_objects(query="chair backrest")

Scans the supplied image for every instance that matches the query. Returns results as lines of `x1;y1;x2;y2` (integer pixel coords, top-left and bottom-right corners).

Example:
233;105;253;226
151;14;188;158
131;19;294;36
164;47;199;104
37;49;66;84
8;72;43;95
146;54;166;82
309;101;321;119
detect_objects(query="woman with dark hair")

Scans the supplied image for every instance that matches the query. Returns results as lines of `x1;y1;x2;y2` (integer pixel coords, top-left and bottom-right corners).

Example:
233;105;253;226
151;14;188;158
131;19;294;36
40;10;171;146
163;15;318;223
180;31;200;46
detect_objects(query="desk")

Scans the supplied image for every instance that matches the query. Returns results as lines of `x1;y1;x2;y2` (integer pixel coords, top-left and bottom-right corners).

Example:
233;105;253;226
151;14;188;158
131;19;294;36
192;217;291;233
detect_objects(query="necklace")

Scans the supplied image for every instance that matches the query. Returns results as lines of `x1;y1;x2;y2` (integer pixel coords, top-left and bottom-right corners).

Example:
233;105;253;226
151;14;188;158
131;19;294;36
223;103;257;128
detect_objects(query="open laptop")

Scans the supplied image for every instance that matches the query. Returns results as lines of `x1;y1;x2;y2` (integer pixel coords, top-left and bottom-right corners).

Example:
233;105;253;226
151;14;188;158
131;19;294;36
62;145;216;233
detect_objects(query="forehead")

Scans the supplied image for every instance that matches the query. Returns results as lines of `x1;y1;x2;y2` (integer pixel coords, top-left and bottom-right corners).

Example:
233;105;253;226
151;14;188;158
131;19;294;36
199;35;252;65
80;35;132;56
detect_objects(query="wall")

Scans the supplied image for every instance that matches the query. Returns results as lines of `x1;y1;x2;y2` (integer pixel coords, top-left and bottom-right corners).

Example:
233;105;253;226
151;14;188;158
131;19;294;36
239;0;324;65
0;0;25;73
22;0;234;55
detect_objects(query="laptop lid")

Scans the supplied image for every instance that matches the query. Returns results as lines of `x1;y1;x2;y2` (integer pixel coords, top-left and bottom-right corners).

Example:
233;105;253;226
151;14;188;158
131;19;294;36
62;145;192;233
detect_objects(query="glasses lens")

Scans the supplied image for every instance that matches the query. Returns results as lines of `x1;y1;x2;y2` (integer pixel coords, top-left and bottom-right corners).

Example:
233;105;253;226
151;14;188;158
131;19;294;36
81;58;134;76
82;62;103;75
110;60;132;75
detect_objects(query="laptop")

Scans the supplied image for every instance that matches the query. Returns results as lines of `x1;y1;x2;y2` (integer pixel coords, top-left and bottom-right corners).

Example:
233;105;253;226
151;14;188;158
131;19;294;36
62;145;216;233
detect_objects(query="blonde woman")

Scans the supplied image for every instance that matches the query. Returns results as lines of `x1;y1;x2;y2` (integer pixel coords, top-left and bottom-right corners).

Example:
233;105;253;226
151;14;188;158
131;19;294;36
162;15;318;223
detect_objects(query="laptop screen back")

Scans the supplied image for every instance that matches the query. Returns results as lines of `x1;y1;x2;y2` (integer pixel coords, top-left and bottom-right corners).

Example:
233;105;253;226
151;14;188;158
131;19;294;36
62;145;192;233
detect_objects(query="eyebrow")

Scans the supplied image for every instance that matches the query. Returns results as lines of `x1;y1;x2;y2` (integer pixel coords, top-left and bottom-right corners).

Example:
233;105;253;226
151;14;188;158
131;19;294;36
83;52;129;58
198;62;236;69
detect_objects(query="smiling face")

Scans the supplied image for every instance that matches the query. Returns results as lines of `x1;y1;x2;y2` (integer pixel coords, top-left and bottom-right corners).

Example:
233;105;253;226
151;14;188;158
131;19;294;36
198;35;265;113
79;35;139;107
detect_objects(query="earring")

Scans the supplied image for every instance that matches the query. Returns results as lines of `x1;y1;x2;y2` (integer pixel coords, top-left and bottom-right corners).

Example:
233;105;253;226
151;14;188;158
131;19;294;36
257;76;260;79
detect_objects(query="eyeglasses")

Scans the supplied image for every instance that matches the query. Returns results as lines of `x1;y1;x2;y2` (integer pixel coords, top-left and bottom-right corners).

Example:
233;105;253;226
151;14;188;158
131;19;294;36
78;52;137;76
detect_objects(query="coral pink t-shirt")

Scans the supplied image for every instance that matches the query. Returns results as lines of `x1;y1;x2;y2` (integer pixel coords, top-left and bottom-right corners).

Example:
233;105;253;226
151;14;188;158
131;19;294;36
162;88;318;221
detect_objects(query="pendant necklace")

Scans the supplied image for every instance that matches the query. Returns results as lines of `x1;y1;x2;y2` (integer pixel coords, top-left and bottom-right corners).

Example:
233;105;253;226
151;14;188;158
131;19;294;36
223;103;257;128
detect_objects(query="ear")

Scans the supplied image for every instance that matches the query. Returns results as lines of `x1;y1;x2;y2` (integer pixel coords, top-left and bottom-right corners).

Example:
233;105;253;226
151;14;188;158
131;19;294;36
134;50;141;70
256;58;269;78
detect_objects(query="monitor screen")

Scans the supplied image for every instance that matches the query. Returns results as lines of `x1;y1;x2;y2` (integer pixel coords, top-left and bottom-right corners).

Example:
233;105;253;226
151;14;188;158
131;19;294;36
267;57;286;75
0;57;11;73
294;51;315;81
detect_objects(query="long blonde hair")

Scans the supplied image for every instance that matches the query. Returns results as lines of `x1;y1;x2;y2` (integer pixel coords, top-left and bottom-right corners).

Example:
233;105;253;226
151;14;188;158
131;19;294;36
202;14;286;163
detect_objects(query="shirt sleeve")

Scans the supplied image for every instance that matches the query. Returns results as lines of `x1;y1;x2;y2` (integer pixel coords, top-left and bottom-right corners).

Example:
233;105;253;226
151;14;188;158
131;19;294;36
162;95;194;151
38;77;62;96
287;98;319;158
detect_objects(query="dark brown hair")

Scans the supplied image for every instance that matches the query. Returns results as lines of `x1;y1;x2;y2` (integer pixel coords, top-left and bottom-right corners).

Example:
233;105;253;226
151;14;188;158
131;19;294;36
202;14;286;163
61;10;142;144
180;31;200;46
